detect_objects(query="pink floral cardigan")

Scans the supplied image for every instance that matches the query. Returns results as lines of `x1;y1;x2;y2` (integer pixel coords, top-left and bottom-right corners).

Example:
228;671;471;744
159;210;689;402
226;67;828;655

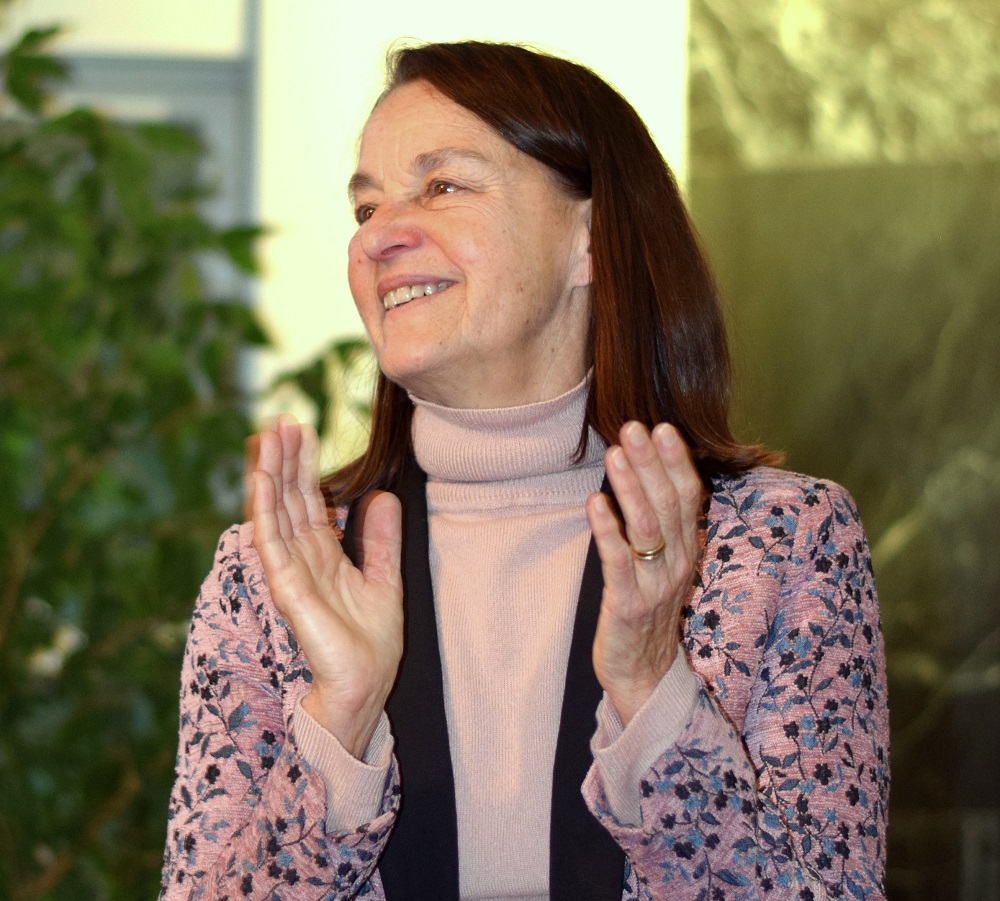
159;467;889;900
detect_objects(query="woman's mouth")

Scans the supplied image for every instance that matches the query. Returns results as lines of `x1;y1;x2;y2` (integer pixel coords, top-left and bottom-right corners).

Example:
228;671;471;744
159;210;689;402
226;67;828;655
382;281;452;311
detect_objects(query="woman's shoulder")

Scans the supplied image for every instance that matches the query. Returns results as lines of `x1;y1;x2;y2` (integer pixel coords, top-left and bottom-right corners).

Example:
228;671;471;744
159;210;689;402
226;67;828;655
707;465;861;525
702;466;869;575
214;520;257;553
194;521;266;621
206;521;261;576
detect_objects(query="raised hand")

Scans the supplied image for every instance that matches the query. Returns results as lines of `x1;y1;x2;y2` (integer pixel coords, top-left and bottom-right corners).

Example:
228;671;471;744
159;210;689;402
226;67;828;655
585;422;703;725
250;414;404;759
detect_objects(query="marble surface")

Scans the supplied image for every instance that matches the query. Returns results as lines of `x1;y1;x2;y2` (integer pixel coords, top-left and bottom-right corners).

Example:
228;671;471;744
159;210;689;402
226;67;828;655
688;3;1000;897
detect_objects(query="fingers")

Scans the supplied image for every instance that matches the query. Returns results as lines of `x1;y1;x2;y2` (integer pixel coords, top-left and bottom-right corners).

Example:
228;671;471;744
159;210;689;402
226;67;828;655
586;491;639;601
298;424;330;529
281;415;328;530
276;414;308;529
649;423;702;566
251;428;292;542
586;421;702;620
607;441;665;559
243;432;261;520
588;422;701;720
249;414;328;545
250;466;291;569
355;491;403;588
606;422;701;569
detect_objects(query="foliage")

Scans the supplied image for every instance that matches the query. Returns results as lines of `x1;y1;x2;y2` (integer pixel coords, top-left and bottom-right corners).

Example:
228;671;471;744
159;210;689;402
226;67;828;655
270;335;375;449
0;24;268;899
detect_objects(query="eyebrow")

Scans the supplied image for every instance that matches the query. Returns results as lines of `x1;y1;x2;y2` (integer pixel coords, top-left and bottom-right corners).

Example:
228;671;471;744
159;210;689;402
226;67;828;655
347;146;495;202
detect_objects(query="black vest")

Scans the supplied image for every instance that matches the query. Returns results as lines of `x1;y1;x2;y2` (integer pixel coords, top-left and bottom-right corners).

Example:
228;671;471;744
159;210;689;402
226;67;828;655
342;455;625;900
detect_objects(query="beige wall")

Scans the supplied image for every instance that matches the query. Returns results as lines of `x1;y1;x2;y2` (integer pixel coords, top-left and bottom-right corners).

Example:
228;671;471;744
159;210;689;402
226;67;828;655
0;0;245;55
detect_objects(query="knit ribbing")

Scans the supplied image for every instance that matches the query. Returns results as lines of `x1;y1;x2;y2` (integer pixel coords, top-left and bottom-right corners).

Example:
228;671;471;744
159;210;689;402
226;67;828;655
411;378;605;899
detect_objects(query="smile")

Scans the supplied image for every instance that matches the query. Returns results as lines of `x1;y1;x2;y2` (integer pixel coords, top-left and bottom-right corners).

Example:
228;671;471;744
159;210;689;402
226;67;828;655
382;281;452;310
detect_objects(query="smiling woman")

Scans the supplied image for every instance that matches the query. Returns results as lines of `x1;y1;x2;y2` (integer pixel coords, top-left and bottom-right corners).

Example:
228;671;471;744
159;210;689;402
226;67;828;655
159;41;889;901
347;80;592;410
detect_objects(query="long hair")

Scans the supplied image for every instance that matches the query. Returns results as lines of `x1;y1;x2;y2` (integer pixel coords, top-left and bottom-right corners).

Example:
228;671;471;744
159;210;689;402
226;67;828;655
323;41;777;508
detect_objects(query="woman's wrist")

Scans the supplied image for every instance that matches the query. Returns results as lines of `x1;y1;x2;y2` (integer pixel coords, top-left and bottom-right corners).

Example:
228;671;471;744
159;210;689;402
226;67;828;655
301;686;387;760
600;641;679;727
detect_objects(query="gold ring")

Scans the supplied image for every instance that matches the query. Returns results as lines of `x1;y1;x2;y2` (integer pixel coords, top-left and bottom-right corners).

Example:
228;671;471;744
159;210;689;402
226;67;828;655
630;537;666;561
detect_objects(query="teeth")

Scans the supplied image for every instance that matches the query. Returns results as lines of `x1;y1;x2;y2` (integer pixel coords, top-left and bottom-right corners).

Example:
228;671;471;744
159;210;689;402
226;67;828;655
382;281;450;310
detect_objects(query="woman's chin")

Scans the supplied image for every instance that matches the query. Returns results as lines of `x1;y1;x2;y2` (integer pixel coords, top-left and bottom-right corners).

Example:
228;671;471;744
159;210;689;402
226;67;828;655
377;353;448;401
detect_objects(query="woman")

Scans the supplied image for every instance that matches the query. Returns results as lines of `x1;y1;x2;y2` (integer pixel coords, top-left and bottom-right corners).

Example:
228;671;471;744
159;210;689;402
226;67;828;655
160;41;889;900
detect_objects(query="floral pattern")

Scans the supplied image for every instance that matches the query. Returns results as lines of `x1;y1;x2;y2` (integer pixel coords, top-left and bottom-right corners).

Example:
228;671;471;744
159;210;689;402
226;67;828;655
160;467;888;900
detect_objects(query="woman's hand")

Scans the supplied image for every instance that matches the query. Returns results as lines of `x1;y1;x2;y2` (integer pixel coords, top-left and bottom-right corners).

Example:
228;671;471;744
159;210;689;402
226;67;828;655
586;422;703;726
249;415;404;759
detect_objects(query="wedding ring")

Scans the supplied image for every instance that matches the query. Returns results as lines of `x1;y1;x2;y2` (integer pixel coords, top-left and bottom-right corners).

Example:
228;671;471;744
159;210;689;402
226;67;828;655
630;537;666;561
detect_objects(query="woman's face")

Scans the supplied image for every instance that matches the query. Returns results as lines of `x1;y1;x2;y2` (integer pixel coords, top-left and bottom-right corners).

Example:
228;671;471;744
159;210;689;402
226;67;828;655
348;80;592;409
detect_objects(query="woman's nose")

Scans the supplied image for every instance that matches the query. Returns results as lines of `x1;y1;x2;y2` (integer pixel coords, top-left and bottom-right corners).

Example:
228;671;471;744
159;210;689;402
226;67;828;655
358;202;423;261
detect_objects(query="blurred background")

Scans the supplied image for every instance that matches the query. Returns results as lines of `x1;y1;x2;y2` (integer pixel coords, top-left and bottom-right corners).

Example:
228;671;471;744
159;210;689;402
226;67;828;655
0;0;997;898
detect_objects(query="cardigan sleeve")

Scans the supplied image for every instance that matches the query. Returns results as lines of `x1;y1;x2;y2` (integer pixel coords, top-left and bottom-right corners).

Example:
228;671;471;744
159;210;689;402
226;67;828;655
158;524;398;900
591;649;702;825
582;475;890;901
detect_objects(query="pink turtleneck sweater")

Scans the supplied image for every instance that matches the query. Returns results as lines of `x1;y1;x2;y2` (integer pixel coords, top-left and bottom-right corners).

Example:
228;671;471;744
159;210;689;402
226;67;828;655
412;381;605;899
293;379;700;900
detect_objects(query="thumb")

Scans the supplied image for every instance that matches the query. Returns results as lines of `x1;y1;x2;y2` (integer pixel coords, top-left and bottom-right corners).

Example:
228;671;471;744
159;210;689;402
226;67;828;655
243;432;261;521
356;490;403;585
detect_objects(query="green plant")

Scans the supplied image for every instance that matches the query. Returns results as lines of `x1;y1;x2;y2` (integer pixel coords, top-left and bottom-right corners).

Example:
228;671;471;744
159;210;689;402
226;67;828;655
268;334;375;468
0;24;267;899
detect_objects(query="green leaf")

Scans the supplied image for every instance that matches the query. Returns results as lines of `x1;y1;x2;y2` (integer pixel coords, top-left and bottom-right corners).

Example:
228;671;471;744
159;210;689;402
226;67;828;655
136;121;203;156
271;357;330;435
7;25;63;56
217;224;268;274
204;300;271;347
331;336;372;367
3;26;69;112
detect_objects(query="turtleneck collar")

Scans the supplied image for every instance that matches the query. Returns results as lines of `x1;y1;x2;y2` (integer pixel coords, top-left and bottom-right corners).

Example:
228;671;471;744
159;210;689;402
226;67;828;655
410;376;606;484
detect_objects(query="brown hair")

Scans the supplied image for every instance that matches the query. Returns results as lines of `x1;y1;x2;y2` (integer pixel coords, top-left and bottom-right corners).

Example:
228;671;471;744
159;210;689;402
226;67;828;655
323;41;777;507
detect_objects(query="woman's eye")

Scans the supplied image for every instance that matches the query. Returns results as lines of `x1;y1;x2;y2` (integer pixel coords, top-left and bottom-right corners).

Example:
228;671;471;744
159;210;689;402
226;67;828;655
354;204;375;225
430;181;457;197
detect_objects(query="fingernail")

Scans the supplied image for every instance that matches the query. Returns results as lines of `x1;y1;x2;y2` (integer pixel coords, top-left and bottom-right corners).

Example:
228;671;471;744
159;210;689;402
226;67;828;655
625;422;646;447
611;447;628;470
654;423;677;446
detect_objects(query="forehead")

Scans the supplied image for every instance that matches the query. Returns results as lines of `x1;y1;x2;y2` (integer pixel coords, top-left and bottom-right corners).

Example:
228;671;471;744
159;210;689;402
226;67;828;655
353;81;514;182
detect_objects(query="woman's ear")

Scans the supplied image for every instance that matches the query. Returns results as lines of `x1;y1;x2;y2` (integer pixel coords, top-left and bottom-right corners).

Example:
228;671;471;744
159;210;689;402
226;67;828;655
570;198;593;290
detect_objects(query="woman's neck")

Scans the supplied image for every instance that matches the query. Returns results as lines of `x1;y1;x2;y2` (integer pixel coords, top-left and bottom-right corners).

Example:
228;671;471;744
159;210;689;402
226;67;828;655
409;376;605;484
